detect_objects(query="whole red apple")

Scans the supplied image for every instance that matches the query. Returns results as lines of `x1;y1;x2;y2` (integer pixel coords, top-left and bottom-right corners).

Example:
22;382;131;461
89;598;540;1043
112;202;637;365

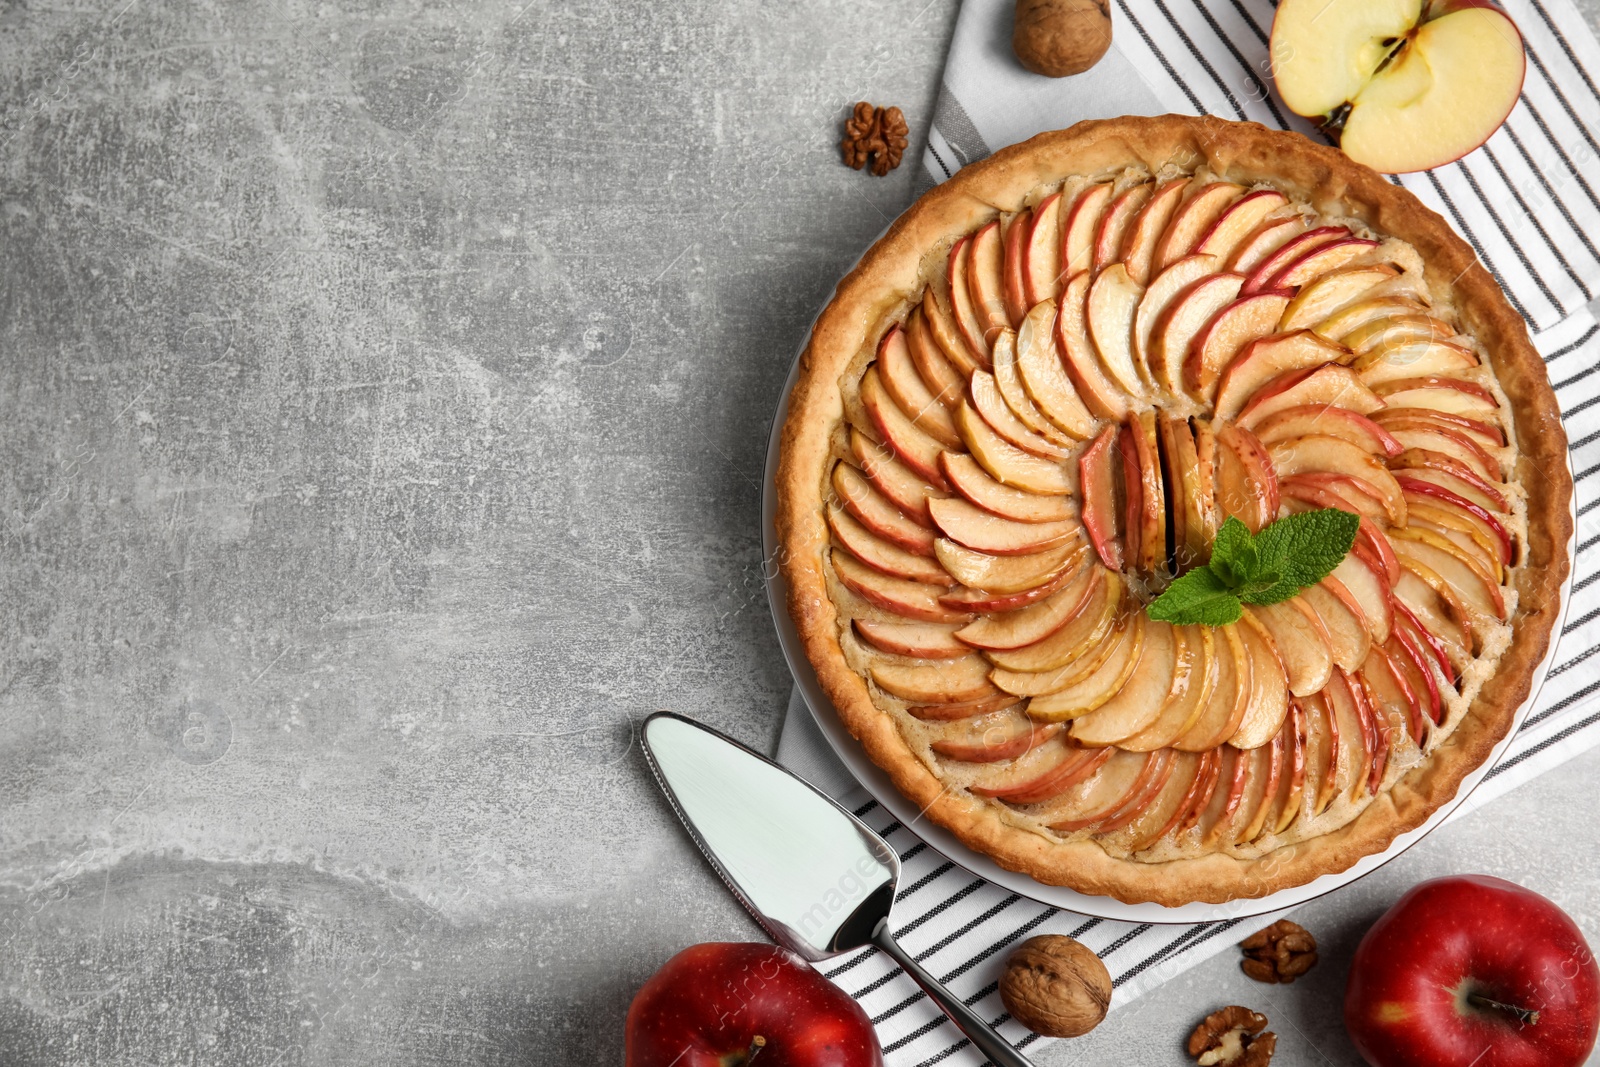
1345;875;1600;1067
625;942;883;1067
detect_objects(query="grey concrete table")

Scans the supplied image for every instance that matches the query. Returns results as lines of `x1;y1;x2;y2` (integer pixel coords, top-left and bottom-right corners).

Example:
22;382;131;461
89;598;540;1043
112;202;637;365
1;2;1597;1064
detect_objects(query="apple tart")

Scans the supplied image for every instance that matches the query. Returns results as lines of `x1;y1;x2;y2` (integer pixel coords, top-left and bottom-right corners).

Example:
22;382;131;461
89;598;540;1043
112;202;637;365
775;116;1571;905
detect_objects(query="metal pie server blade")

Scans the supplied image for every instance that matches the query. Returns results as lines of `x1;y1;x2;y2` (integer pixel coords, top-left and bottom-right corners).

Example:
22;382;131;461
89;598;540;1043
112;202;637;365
641;711;1035;1067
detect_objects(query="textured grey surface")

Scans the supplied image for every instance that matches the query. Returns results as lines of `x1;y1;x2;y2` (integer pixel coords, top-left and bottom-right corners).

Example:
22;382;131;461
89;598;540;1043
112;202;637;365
0;0;1597;1064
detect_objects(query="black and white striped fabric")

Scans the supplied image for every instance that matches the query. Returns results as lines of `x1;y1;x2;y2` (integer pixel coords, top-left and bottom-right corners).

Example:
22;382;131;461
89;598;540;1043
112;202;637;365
773;0;1600;1061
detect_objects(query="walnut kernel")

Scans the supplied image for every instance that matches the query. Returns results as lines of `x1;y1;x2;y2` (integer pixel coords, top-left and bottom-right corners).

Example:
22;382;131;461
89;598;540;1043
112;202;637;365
1240;919;1318;984
841;102;909;177
998;934;1112;1038
1188;1006;1276;1067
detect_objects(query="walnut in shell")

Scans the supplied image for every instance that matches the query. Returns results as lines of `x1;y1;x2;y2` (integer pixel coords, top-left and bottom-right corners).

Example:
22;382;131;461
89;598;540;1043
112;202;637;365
1013;0;1113;77
998;934;1112;1038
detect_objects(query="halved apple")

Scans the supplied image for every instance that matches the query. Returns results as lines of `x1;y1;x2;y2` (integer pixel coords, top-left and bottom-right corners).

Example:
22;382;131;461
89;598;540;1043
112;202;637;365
1214;424;1280;533
1016;301;1095;440
877;325;962;448
955;399;1074;495
1154;182;1243;271
1062;182;1113;279
929;496;1078;556
1235;364;1386;427
1271;0;1526;174
848;429;947;527
1186;290;1292;403
953;564;1099;650
904;304;965;410
947;235;992;368
1024;191;1065;307
1056;271;1133;420
1229;215;1310;274
854;619;970;659
1094;182;1154;272
1230;610;1291;748
1133;254;1221;389
827;505;951;585
1150;272;1246;398
833;461;937;555
1251;404;1402;457
1079;424;1125;571
1265;433;1406;526
1070;620;1183;745
832;549;972;623
1121;178;1189;284
1279;264;1401;331
861;365;952;489
1213;330;1353;422
940;452;1075;524
929;707;1061;763
1241;226;1350;294
1087;263;1150;396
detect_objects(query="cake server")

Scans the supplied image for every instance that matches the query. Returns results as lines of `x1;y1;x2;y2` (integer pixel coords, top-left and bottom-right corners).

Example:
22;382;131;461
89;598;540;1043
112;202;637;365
641;711;1035;1067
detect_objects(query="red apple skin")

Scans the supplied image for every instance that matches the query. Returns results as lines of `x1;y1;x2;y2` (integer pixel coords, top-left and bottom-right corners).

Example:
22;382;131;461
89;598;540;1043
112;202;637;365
626;942;883;1067
1345;875;1600;1067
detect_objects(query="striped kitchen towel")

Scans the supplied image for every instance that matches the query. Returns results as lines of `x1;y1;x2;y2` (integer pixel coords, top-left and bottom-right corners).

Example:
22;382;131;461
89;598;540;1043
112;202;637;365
774;0;1600;1062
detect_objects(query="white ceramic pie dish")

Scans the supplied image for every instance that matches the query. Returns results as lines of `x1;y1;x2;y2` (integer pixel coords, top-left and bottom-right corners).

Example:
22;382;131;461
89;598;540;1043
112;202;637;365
760;318;1574;924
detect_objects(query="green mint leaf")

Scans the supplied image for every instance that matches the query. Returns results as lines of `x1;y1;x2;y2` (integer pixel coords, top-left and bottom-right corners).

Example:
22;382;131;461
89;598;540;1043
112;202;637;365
1239;571;1301;605
1253;508;1361;591
1210;517;1254;573
1146;566;1244;626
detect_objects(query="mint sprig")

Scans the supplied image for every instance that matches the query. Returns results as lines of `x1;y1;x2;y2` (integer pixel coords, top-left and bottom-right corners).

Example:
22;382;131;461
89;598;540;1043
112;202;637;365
1147;509;1360;626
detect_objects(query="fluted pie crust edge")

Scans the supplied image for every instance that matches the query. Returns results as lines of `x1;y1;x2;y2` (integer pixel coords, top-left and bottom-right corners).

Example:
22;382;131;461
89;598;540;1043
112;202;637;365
774;116;1572;906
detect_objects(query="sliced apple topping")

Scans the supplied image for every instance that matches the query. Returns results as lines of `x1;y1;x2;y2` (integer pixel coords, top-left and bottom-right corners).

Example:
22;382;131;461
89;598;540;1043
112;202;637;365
1339;312;1457;355
1015;300;1095;441
955;398;1074;495
1194;189;1290;263
1062;182;1113;279
854;619;971;659
1002;209;1032;328
1121;178;1189;284
1095;182;1154;272
1251;404;1401;457
968;219;1011;348
1300;580;1374;673
1087;263;1150;397
1134;254;1221;390
1151;272;1246;399
1023;191;1065;307
1122;412;1166;575
1242;226;1350;295
833;461;937;555
1279;264;1402;331
936;543;1083;609
904;303;966;410
970;741;1114;804
940;452;1075;524
1071;619;1183;746
993;325;1081;448
985;570;1125;674
1020;608;1144;719
860;364;952;489
1230;610;1291;748
1122;626;1218;751
872;653;1002;705
1355;339;1478;385
1174;623;1251;751
954;563;1100;650
827;505;951;586
947;235;992;368
1213;330;1353;423
930;707;1062;763
1057;271;1133;420
921;284;981;377
1155;182;1243;271
848;429;948;526
1187;290;1291;404
1249;599;1333;697
1229;215;1310;274
1079;424;1125;571
878;325;962;448
929;495;1079;556
1235;363;1386;427
1214;424;1280;533
1266;433;1406;526
1369;375;1499;418
832;549;972;624
970;364;1075;461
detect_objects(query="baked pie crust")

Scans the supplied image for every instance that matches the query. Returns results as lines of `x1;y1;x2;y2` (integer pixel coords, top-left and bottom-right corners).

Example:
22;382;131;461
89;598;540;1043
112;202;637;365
775;116;1571;906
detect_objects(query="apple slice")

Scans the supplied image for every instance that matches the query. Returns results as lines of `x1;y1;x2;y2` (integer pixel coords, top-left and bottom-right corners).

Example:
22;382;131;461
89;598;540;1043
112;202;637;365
904;304;965;411
1251;404;1402;457
1323;668;1373;804
1061;182;1113;279
939;452;1074;524
848;429;947;526
1123;412;1165;574
1339;312;1457;354
1123;626;1218;751
1370;375;1499;418
1355;339;1479;385
878;325;961;448
1333;553;1393;643
1094;182;1154;271
1200;745;1262;847
953;564;1099;650
961;734;1079;793
1266;238;1382;291
955;399;1074;495
1154;182;1243;271
1121;178;1189;284
1214;424;1280;533
1381;422;1499;483
1002;209;1031;328
921;284;981;377
1133;254;1221;389
1251;599;1334;697
968;219;1011;347
1397;476;1512;564
1024;191;1065;307
1194;189;1290;263
870;653;1000;704
1070;620;1183;746
1174;623;1252;751
935;539;1082;600
1407;501;1504;582
970;367;1076;460
1213;330;1353;422
1087;264;1150;396
1315;295;1432;342
1167;416;1211;570
947;236;992;368
1118;751;1207;850
827;505;951;585
929;496;1077;556
1301;579;1374;672
1373;406;1504;449
907;692;1027;722
1079;424;1125;571
1086;751;1183;836
1229;215;1310;274
992;611;1125;699
985;571;1126;674
1389;530;1505;619
1007;604;1140;712
1015;301;1095;440
1395;555;1478;656
972;744;1115;805
930;707;1061;763
1390;449;1507;511
1393;567;1473;666
1150;272;1246;398
1236;364;1386;427
1241;226;1350;294
1190;420;1221;553
1157;414;1187;566
1186;290;1292;403
860;365;951;490
1387;626;1441;732
853;619;970;659
1230;611;1291;748
1036;748;1157;830
833;461;937;555
994;324;1079;447
1267;700;1310;835
1145;747;1224;846
1056;271;1133;420
1279;264;1402;331
1393;595;1457;689
832;549;972;623
1266;433;1406;526
1238;725;1288;842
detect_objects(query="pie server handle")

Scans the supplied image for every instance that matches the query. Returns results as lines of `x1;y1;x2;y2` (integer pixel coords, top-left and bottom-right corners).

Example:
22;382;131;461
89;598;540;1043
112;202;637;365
873;919;1036;1067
